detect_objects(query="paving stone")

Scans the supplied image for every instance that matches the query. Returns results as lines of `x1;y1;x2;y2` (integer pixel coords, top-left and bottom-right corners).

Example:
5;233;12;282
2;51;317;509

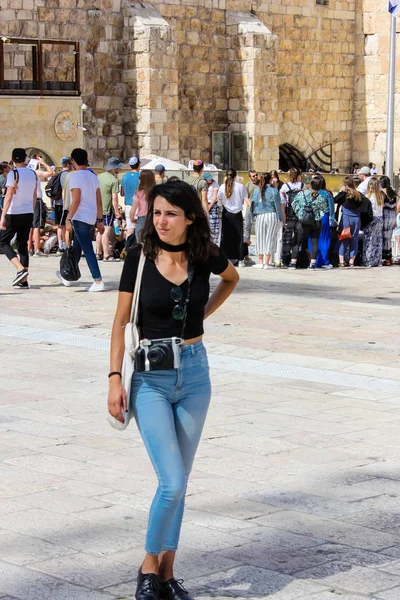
2;257;400;598
186;565;326;598
1;508;146;555
185;491;279;520
341;509;400;536
294;561;400;594
0;531;76;566
0;560;119;600
246;488;366;519
19;490;112;514
376;587;400;599
253;511;400;551
29;552;134;589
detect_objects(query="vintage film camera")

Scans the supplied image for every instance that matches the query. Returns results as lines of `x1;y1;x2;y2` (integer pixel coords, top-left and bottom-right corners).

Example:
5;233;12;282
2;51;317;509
134;337;183;372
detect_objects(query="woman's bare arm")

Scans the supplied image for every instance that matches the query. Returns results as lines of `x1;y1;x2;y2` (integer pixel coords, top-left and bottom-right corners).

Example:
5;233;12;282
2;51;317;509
204;261;239;319
108;291;133;422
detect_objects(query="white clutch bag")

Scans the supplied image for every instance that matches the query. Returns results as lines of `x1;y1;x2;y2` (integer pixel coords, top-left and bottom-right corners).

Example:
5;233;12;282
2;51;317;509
108;250;146;431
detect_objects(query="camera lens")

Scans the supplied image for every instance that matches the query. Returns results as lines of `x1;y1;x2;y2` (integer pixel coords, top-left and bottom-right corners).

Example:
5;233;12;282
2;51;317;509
148;346;167;366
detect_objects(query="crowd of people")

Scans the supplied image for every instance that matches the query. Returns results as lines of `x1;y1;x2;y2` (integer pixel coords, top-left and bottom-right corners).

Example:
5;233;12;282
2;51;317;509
0;149;399;289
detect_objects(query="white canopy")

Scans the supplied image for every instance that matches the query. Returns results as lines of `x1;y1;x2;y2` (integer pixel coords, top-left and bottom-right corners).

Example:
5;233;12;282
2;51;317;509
139;155;187;171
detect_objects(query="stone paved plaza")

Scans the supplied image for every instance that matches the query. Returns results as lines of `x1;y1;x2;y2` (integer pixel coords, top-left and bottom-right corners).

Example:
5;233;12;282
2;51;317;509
1;255;400;599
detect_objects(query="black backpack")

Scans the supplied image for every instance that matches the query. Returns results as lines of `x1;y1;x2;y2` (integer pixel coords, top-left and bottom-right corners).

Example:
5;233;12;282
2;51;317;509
45;172;62;200
301;202;316;227
285;182;304;221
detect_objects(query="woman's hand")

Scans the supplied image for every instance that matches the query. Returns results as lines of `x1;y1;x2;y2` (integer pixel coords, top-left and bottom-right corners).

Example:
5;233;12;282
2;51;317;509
96;221;105;235
129;208;137;224
108;379;127;423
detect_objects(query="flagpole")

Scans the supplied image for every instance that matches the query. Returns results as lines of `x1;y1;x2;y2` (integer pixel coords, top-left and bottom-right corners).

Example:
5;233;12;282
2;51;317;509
385;13;396;180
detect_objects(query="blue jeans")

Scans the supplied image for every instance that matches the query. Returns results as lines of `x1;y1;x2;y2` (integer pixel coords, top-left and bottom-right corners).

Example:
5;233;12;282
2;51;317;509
131;341;211;554
72;219;102;281
338;208;361;259
135;215;146;243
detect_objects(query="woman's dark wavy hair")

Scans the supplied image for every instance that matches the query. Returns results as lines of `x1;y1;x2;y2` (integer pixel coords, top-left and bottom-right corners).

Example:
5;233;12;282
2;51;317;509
380;175;398;202
141;181;217;265
259;172;272;196
309;176;323;198
312;173;326;190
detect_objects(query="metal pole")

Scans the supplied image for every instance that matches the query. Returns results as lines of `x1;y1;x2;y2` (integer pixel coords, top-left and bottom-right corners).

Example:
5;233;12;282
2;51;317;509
385;14;396;181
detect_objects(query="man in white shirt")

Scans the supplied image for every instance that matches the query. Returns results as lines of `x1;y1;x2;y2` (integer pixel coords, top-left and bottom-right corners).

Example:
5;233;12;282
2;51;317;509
357;166;372;195
369;162;378;175
56;148;105;292
0;147;37;287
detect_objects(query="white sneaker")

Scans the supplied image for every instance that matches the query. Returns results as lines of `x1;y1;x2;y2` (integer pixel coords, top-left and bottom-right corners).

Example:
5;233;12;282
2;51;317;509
88;280;105;292
253;263;264;269
264;264;275;269
238;261;246;268
321;264;333;269
34;251;47;257
56;270;71;287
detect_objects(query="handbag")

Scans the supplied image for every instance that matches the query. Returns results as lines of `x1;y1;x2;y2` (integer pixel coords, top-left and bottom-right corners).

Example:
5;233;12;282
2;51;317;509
338;214;352;241
108;250;146;431
60;244;81;282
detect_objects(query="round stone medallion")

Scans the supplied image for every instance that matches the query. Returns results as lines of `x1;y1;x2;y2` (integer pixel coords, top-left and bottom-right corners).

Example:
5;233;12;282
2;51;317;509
54;111;78;141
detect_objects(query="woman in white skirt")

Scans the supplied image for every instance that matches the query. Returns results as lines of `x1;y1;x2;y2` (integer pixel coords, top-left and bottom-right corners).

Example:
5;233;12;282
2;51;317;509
251;172;283;269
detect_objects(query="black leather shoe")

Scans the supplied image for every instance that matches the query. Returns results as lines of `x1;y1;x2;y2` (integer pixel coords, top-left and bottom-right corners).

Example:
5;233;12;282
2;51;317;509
159;578;193;600
135;568;160;600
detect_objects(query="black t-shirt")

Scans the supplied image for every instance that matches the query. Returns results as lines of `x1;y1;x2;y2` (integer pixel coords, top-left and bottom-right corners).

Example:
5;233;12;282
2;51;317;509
119;245;229;340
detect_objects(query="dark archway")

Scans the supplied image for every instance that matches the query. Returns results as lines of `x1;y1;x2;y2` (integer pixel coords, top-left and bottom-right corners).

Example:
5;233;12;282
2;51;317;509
279;144;307;172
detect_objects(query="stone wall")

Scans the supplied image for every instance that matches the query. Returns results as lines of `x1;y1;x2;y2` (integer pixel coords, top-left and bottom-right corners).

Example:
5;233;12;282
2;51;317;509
352;0;400;174
0;96;83;165
249;0;357;171
0;0;381;171
0;0;125;165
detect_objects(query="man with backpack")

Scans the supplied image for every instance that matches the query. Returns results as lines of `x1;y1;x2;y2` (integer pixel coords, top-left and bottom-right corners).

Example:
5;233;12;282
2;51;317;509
280;167;304;267
187;160;208;214
0;147;37;287
45;157;74;254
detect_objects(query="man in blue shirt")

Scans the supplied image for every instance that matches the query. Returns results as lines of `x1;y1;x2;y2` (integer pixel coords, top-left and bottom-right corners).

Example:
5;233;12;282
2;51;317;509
121;156;140;239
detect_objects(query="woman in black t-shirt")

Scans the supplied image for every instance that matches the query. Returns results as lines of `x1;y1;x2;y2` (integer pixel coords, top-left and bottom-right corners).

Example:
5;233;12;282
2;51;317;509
109;181;238;600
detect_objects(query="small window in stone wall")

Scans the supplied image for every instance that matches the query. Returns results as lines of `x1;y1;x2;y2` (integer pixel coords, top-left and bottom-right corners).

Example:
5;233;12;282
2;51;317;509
0;38;80;95
316;0;329;5
212;132;249;171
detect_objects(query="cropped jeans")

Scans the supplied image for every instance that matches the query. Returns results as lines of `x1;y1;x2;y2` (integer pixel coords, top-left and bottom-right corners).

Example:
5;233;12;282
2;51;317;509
71;219;102;281
130;341;211;554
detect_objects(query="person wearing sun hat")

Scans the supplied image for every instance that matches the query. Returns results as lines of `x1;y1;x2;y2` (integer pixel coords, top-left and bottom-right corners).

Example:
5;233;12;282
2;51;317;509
356;166;372;195
187;160;208;214
121;156;140;239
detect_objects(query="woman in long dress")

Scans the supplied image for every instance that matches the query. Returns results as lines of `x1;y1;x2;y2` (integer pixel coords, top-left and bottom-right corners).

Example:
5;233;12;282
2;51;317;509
380;175;398;265
311;174;336;269
218;168;248;266
362;177;384;267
